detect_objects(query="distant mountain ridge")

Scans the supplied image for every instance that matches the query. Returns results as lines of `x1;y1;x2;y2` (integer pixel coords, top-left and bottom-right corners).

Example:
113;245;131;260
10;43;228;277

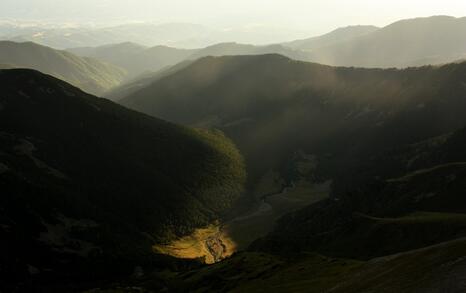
61;15;466;88
284;25;379;50
300;16;466;67
0;22;311;49
0;41;126;95
62;15;466;98
5;15;466;76
69;41;313;80
0;23;212;49
69;42;195;78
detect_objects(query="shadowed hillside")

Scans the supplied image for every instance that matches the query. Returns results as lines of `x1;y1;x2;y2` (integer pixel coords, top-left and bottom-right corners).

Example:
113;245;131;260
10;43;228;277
169;237;466;293
252;127;466;256
0;69;245;292
207;126;466;292
73;127;466;293
108;57;466;291
120;54;466;190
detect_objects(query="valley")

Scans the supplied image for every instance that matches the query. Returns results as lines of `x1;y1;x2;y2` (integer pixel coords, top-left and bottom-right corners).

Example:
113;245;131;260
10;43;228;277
2;8;466;292
155;152;331;263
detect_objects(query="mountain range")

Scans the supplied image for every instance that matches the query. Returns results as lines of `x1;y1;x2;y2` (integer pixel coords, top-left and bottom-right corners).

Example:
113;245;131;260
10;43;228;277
0;22;310;49
4;16;466;98
69;42;311;79
120;54;466;186
112;54;466;293
3;14;466;293
284;25;379;51
301;16;466;67
70;16;466;84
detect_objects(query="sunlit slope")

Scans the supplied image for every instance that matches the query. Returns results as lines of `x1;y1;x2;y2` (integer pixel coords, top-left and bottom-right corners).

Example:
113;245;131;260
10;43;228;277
0;69;245;289
120;54;466;187
0;41;127;95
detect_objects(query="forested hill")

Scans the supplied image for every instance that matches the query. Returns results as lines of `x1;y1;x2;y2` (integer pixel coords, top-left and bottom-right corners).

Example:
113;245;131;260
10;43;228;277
0;68;245;291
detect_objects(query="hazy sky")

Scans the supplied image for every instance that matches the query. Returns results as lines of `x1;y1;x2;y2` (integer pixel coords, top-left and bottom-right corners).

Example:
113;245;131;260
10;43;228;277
2;0;466;34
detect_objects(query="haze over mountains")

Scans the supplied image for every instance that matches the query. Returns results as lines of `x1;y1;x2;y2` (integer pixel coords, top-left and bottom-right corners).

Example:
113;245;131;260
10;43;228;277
303;16;466;68
0;41;126;95
3;8;466;293
0;21;310;49
69;42;311;79
72;16;466;81
3;16;466;98
120;54;466;188
68;43;191;78
284;25;380;51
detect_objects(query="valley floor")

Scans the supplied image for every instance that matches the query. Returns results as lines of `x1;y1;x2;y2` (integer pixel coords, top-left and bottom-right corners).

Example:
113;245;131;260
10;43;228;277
154;164;331;264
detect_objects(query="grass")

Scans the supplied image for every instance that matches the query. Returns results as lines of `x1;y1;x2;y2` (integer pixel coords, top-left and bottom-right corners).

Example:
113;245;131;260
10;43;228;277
153;223;237;264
